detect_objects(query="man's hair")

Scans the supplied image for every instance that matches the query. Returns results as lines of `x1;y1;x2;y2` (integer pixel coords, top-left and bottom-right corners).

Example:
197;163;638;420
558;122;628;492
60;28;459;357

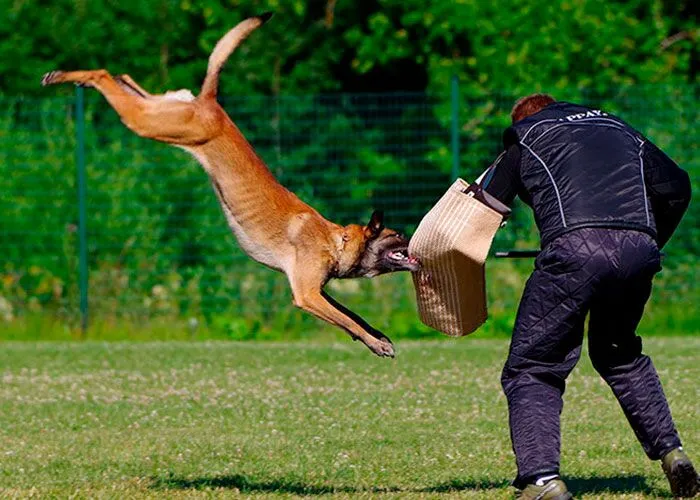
511;93;556;123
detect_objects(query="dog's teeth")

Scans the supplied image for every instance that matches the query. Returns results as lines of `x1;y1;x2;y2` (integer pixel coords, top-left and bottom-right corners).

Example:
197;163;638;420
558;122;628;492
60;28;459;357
387;251;409;261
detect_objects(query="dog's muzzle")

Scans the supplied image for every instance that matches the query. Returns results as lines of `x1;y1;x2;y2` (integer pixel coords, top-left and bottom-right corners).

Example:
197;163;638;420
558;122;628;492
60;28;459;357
384;248;421;271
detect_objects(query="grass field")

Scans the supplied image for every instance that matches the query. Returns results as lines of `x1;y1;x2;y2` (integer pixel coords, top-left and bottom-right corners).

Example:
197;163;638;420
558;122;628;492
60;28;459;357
0;338;698;499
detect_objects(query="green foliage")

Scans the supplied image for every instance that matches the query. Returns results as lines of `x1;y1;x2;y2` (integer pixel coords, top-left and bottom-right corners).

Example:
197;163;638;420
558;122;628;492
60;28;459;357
0;0;696;96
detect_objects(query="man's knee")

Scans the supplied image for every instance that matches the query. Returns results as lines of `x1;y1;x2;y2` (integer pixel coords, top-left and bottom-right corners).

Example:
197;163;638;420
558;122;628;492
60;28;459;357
589;335;643;375
501;362;567;397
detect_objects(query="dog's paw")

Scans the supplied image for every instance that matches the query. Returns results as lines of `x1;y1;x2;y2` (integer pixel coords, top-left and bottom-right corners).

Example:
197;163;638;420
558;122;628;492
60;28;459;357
367;337;395;358
41;71;64;86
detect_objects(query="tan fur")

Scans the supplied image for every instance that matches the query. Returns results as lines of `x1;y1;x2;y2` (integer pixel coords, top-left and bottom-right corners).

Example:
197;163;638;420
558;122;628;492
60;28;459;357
42;13;419;357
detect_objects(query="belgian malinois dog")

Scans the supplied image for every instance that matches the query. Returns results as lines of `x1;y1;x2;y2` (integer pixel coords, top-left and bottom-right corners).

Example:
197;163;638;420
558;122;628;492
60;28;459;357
42;13;419;357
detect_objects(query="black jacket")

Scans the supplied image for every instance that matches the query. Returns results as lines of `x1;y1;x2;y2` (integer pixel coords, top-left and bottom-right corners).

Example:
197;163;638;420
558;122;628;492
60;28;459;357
485;102;691;248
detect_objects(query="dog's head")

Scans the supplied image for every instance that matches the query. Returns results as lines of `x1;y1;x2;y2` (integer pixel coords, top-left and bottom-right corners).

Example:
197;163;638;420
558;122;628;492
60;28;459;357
343;210;420;278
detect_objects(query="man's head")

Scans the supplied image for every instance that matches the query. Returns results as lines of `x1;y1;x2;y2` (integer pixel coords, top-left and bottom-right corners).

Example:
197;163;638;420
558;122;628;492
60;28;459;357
511;93;556;123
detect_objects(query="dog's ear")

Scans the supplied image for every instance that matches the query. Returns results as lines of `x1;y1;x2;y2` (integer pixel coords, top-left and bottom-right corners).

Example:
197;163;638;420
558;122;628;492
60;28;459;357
364;210;384;239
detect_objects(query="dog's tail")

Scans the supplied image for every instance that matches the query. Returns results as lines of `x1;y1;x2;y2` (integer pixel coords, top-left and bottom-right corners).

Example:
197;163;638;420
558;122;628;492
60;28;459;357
199;12;273;100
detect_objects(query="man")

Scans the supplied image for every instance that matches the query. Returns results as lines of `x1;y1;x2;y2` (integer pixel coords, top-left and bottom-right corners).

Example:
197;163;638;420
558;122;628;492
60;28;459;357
483;94;697;499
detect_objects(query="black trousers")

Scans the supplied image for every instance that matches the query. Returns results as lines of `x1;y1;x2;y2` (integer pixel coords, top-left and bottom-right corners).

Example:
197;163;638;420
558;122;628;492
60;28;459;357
501;228;682;487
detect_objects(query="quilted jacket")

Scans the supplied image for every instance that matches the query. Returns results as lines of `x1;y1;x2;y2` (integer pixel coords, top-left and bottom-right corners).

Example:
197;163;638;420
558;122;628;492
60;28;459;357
500;102;691;248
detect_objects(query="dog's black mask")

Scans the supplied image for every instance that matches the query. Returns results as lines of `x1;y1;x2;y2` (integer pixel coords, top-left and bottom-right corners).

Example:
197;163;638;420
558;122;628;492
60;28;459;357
360;211;420;277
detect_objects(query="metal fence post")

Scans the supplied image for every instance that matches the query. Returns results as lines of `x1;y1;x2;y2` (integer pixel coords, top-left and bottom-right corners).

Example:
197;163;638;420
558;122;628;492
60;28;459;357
75;87;89;335
450;75;460;181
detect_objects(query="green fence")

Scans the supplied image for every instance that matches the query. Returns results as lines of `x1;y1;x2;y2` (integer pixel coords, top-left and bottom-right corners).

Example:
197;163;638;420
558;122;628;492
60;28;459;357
1;83;698;340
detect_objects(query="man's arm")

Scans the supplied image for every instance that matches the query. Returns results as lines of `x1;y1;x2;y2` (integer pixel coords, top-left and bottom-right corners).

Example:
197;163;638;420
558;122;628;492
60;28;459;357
483;144;522;206
642;141;691;248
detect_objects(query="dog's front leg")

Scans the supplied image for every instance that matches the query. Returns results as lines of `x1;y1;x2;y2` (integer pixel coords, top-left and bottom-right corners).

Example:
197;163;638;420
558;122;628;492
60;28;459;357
296;291;395;358
290;276;394;358
320;291;395;347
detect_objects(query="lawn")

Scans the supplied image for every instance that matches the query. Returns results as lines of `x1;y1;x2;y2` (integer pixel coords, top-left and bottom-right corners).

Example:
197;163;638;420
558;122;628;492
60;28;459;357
0;338;697;499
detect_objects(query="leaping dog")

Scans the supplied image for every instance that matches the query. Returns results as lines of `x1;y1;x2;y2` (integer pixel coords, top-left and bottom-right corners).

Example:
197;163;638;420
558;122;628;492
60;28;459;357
42;13;419;357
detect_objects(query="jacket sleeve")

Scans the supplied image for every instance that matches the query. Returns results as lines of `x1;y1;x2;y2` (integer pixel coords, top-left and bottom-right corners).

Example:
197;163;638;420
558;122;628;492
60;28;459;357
483;144;522;207
642;141;692;248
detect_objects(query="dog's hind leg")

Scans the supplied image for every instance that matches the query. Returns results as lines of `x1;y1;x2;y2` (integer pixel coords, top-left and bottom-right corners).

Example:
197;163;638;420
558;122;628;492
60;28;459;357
115;74;154;98
288;270;394;358
42;70;138;100
41;70;207;144
42;70;152;131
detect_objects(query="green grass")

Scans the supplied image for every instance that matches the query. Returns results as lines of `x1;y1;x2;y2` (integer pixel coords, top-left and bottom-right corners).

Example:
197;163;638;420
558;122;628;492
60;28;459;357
0;338;698;499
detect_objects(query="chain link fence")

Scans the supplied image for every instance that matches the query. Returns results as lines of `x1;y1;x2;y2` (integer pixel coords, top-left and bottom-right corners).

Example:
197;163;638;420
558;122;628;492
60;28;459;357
1;83;697;339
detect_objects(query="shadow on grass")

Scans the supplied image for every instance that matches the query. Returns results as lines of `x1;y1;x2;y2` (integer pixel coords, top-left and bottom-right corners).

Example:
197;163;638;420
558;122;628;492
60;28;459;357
152;475;511;495
420;478;511;492
152;473;666;497
150;474;403;495
566;475;667;497
421;474;664;497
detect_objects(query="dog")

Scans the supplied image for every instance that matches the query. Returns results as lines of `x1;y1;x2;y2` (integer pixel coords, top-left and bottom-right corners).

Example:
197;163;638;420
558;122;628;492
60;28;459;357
41;13;419;357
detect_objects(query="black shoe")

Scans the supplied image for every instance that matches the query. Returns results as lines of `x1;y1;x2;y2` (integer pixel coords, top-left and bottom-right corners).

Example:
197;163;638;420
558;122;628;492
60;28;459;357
662;448;700;498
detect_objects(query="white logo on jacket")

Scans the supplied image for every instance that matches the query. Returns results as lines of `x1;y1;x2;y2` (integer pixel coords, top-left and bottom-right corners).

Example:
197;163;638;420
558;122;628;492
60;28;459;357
565;109;608;121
